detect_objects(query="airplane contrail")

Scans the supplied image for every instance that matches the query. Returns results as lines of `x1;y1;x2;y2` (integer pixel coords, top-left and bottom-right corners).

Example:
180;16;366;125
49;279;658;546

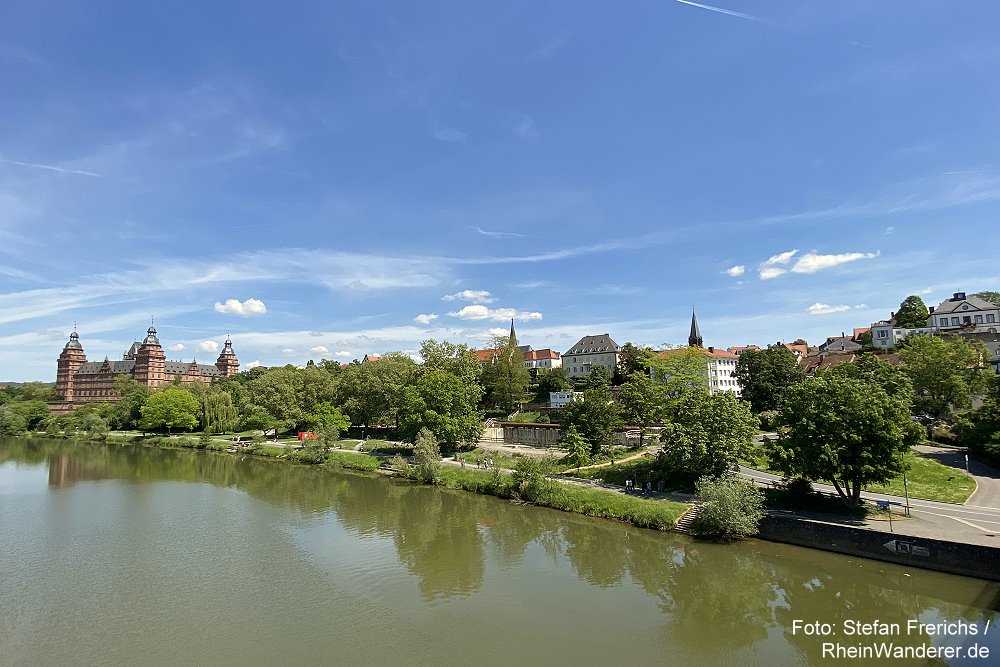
0;156;102;177
674;0;777;26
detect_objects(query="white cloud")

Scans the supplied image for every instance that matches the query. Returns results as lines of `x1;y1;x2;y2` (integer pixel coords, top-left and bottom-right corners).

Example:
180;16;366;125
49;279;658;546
807;303;868;316
448;305;543;322
310;345;329;355
791;251;879;274
807;303;851;316
885;226;895;235
198;340;219;352
246;360;262;369
763;249;799;267
759;267;787;280
414;313;439;325
433;128;466;142
724;265;745;277
213;297;267;317
168;343;185;352
442;290;496;304
281;348;296;355
334;350;352;358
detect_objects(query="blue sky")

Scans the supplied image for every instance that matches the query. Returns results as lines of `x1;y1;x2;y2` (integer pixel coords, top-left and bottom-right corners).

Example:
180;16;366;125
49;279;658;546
1;1;998;381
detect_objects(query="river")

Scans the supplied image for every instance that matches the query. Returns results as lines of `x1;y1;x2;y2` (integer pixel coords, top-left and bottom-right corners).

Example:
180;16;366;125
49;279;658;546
2;438;998;666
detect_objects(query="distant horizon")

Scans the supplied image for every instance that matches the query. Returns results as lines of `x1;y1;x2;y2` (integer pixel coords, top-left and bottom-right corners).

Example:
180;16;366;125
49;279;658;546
2;1;998;381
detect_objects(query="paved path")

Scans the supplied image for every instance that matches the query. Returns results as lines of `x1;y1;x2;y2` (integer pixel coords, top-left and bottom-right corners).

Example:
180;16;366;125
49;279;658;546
738;465;1000;545
914;444;1000;509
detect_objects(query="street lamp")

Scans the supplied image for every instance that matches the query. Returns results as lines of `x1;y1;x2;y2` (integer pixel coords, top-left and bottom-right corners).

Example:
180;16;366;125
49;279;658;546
899;448;910;516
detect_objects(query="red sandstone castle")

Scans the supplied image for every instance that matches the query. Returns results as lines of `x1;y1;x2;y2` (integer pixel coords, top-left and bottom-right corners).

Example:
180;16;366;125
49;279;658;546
54;325;240;406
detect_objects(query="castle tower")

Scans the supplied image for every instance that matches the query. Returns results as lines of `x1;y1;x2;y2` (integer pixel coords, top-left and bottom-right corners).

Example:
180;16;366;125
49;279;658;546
134;324;166;389
215;337;240;376
688;308;703;348
56;330;87;401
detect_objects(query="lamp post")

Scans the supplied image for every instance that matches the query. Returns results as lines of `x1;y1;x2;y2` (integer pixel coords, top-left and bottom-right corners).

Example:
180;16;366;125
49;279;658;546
899;449;910;517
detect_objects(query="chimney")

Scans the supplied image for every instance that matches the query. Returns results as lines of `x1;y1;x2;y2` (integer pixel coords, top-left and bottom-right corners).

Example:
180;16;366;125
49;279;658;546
708;346;714;353
929;306;935;314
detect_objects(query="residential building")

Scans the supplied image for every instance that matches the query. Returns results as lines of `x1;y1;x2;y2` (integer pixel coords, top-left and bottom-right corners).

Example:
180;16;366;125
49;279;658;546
362;354;381;363
549;391;583;408
562;334;620;379
930;292;1000;333
727;345;761;356
54;325;239;406
870;322;935;350
818;335;863;354
523;348;561;370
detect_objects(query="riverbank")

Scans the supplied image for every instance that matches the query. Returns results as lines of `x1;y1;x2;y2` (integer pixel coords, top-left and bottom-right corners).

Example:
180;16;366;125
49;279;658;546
30;432;689;532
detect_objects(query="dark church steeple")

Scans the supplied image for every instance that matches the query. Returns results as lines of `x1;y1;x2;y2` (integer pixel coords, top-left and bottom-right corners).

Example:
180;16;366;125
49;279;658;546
688;308;703;348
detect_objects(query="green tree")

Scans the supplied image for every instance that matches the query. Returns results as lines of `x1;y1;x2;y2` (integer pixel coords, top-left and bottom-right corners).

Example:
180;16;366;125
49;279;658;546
585;365;612;390
973;291;1000;307
649;346;711;411
305;402;351;438
894;295;930;328
769;375;913;505
419;339;482;387
481;334;530;413
241;366;306;435
412;427;441;482
9;399;50;430
615;343;654;384
825;352;914;401
560;384;622;455
690;476;765;539
202;389;239;434
108;375;150;430
656;391;758;488
533;367;570;403
338;352;416;433
78;410;109;442
733;345;806;414
898;335;992;419
0;405;27;436
139;387;201;433
399;368;484;450
617;373;666;447
561;426;591;472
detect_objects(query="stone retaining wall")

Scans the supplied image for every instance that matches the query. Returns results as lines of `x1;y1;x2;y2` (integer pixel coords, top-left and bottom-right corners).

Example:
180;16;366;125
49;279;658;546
757;513;1000;581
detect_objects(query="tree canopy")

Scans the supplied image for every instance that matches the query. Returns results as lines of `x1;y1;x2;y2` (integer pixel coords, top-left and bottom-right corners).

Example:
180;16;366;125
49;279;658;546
139;387;201;433
769;375;914;505
894;295;930;328
898;335;992;419
733;345;805;414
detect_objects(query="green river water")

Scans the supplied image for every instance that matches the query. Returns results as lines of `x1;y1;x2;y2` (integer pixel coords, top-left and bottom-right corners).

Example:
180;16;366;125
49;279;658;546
1;438;998;666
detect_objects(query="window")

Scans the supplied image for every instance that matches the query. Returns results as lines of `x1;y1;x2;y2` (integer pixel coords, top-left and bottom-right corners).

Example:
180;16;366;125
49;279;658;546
988;315;996;323
952;317;960;326
976;315;984;324
941;317;950;327
877;329;889;338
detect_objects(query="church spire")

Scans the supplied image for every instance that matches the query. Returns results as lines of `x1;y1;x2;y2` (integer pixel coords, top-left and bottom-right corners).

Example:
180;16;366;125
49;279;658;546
688;308;703;348
508;318;518;361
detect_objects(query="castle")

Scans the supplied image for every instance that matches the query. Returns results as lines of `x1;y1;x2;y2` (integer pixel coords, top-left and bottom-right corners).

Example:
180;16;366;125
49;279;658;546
54;325;239;407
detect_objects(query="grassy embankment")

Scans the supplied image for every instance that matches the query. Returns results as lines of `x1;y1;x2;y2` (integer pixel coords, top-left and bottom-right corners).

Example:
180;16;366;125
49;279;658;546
49;432;688;531
741;447;976;504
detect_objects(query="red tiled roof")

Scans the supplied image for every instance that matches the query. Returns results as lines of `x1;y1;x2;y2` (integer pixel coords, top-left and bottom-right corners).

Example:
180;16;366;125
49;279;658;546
474;349;498;362
525;348;560;361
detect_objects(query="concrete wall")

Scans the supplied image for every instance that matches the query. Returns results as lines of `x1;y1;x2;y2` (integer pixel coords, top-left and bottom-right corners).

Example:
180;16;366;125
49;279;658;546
757;513;1000;581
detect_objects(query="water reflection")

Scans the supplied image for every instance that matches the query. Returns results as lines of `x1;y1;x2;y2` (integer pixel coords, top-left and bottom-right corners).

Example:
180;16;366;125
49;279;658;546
4;437;999;662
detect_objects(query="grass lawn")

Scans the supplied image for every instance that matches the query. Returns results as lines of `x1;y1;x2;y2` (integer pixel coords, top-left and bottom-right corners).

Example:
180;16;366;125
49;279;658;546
742;446;975;504
867;450;976;504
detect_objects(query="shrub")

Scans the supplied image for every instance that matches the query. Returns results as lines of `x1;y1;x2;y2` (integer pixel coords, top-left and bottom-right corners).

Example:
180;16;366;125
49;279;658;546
511;456;551;502
757;410;780;431
690;476;765;539
389;454;410;474
412;428;441;482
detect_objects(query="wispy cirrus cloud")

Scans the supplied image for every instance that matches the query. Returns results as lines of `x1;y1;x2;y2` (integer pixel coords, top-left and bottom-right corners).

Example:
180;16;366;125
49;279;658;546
433;128;466;142
758;249;798;280
472;226;528;239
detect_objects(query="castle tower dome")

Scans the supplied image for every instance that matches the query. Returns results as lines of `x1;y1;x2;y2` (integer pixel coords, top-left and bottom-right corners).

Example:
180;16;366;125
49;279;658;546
215;336;240;377
56;329;87;401
135;322;165;388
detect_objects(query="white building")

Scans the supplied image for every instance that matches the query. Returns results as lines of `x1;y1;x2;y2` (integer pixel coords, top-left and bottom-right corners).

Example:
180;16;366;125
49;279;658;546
549;391;583;408
524;348;562;370
562;334;620;380
871;292;1000;350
